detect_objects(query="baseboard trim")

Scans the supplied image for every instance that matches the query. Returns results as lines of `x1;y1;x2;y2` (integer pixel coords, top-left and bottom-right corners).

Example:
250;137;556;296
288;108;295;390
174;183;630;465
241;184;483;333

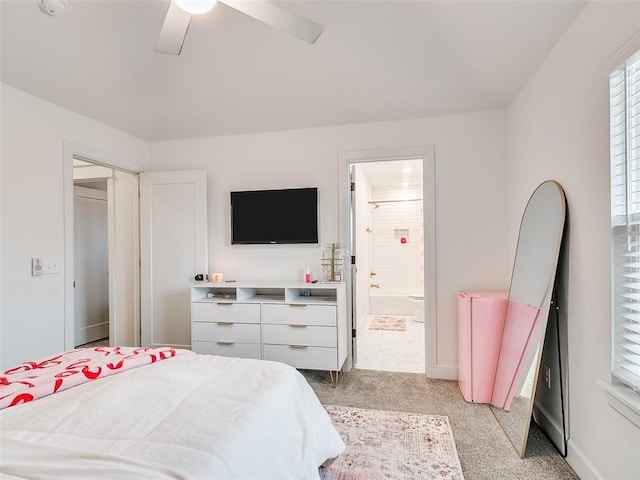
566;440;605;480
427;364;458;381
532;403;564;452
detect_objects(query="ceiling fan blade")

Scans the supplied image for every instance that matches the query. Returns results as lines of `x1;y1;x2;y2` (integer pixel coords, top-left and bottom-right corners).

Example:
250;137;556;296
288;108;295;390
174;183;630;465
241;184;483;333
221;0;322;44
155;1;192;55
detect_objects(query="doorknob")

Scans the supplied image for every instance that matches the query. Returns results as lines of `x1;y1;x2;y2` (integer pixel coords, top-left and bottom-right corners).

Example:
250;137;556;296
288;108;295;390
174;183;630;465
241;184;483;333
370;271;377;277
370;283;380;288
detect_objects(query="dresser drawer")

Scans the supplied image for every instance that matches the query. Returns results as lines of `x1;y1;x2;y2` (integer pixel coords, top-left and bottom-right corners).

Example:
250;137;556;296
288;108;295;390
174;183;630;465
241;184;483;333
192;302;260;324
262;304;337;326
263;344;338;370
193;322;260;343
262;324;336;348
192;341;262;360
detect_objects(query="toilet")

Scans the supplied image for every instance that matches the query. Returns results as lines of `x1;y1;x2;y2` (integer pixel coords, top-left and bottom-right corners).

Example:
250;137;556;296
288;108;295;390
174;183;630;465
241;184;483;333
408;294;424;323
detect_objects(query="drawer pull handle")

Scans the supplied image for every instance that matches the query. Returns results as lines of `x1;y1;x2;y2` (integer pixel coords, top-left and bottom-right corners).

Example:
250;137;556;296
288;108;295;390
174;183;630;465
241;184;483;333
289;324;308;329
216;341;234;346
290;304;307;308
289;345;308;349
217;322;233;326
217;302;234;306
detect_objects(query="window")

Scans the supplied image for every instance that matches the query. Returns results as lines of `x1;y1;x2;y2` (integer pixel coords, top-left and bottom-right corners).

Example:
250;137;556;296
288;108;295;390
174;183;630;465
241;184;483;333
610;48;640;394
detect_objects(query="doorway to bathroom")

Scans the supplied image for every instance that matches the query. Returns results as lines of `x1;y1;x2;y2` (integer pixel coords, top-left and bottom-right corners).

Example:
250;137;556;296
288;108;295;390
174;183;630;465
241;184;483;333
350;157;428;374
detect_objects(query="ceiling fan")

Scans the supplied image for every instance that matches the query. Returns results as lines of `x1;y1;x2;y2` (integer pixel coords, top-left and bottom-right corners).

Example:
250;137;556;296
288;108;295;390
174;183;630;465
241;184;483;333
155;0;323;55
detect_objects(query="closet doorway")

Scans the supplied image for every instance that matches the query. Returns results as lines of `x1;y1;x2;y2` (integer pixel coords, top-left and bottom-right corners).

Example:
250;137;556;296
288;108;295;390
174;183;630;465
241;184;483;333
340;146;436;376
73;182;109;345
65;144;207;351
71;157;140;348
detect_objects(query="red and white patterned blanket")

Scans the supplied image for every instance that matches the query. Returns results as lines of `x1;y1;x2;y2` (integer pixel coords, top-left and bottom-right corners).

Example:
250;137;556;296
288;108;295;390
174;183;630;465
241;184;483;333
0;346;189;409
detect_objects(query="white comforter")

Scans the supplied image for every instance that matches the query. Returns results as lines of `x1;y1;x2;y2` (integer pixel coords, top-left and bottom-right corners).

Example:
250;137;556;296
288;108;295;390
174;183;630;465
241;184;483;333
0;352;345;479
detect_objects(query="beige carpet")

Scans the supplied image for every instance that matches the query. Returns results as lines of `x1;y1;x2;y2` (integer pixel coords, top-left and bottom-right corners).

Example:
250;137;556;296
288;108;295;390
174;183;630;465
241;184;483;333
321;405;464;480
303;369;578;480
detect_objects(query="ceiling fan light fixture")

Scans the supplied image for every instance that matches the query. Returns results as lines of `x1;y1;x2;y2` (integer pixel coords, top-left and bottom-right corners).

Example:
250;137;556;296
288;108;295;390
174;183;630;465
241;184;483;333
173;0;217;15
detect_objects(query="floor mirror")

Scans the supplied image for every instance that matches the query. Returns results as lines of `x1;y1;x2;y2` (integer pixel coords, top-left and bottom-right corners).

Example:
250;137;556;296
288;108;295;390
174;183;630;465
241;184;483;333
490;180;567;458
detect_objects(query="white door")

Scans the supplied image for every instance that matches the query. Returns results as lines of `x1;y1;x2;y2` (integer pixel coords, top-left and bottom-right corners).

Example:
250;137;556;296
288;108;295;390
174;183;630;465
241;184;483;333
349;165;358;364
140;170;208;348
74;185;109;346
109;170;140;347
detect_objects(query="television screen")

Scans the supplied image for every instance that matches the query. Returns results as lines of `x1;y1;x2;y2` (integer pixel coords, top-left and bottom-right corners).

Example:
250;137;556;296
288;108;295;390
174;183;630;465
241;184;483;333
231;187;319;244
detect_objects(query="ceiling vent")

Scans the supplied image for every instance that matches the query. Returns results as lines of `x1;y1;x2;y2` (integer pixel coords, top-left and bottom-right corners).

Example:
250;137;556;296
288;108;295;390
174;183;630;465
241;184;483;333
39;0;67;16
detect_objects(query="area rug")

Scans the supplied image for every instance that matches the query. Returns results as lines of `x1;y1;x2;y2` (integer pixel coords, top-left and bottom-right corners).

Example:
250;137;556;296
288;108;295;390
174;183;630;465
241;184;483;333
320;405;464;480
369;316;407;331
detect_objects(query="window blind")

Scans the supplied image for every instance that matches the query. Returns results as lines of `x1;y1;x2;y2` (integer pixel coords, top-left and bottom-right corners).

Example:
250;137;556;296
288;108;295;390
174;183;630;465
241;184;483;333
611;49;640;393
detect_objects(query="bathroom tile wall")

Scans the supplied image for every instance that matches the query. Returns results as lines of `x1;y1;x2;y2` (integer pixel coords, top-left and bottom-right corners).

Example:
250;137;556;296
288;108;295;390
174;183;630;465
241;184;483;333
370;186;424;294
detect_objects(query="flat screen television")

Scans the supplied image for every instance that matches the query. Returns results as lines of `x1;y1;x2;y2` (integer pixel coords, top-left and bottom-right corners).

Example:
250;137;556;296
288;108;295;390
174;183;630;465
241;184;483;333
230;187;319;244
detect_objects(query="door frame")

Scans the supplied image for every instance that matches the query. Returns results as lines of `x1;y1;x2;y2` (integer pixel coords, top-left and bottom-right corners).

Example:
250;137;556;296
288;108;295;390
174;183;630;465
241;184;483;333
63;142;141;350
338;145;437;376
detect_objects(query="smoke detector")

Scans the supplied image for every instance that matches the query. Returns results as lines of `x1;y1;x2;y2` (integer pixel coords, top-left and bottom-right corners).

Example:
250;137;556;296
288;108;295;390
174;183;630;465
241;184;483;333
39;0;67;16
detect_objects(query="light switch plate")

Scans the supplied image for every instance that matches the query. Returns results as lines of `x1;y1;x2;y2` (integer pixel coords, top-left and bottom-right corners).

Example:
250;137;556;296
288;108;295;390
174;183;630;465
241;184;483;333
32;257;43;276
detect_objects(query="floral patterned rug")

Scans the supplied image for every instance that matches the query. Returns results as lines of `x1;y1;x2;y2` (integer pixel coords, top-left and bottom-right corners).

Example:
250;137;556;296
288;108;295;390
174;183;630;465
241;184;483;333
369;316;407;331
320;405;464;480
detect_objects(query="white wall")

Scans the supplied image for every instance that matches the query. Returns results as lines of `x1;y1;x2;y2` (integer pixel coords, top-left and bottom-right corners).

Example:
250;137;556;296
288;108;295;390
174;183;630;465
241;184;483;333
0;84;149;369
149;110;508;377
506;2;640;478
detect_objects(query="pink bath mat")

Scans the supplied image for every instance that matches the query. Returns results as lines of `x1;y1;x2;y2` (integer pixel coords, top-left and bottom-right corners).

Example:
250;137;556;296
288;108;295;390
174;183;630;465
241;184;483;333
368;316;407;331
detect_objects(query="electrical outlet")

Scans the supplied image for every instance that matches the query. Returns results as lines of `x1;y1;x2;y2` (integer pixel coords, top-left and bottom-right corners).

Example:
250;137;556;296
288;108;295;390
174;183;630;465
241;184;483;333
43;257;61;274
543;365;551;389
31;257;43;276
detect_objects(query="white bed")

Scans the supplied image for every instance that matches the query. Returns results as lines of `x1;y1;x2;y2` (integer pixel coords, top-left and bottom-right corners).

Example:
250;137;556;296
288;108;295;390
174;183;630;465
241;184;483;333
0;348;345;479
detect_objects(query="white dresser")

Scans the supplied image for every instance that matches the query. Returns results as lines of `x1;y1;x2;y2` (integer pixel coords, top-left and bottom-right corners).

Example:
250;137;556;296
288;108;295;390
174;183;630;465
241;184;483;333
191;281;347;373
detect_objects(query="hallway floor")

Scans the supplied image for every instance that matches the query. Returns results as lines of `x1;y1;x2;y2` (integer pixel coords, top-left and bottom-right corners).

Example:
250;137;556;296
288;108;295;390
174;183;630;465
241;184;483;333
355;314;425;373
